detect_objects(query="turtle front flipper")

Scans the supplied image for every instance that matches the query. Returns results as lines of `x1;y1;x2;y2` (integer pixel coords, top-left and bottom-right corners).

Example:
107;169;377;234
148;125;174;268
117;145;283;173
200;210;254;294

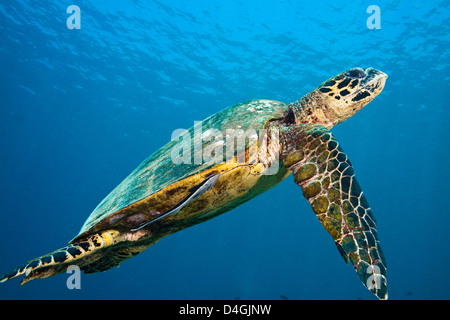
0;229;120;284
280;123;388;299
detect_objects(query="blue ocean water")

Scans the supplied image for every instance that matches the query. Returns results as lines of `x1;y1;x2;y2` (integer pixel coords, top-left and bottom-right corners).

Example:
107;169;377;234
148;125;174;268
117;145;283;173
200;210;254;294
0;0;448;300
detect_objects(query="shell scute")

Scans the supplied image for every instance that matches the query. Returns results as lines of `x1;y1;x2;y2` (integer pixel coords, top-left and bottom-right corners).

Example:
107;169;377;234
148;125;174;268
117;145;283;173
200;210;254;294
76;100;288;238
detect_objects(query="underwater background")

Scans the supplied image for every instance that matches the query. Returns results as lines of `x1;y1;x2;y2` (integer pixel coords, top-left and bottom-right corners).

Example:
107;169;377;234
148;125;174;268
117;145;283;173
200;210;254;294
0;0;448;300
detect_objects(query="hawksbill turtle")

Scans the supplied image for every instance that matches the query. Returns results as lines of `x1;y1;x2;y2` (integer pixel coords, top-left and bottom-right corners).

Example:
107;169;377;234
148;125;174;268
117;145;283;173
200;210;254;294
0;67;388;299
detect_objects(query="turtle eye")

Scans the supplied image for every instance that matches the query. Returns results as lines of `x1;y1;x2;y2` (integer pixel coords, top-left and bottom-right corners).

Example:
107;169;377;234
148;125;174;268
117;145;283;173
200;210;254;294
345;68;366;79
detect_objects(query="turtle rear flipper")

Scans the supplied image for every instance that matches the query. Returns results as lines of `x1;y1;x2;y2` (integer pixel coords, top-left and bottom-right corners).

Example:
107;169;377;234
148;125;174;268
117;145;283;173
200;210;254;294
131;173;220;231
0;229;120;284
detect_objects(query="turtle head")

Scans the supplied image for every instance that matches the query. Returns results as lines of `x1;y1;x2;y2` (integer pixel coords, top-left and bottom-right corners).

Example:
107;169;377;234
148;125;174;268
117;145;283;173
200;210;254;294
316;67;387;124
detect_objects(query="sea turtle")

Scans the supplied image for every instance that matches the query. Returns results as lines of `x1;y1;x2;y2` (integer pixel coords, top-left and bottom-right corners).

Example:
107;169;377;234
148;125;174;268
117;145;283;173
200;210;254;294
0;67;388;299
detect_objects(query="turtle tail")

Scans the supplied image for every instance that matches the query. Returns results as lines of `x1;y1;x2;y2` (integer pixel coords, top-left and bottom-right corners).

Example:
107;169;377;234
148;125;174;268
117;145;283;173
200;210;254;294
0;230;119;285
